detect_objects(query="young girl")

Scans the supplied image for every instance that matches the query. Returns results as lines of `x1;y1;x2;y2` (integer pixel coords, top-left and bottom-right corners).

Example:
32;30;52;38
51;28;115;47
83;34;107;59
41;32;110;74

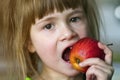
2;0;114;80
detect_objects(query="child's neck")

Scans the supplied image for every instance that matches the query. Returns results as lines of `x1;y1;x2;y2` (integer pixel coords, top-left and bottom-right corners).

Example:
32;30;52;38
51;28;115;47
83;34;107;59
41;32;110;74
39;66;74;80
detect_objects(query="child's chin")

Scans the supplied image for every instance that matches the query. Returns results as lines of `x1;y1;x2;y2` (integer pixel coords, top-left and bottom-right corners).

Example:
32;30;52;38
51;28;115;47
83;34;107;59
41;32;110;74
63;70;80;77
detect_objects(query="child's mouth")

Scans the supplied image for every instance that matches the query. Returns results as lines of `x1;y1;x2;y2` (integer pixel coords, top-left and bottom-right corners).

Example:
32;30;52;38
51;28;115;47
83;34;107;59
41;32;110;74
62;47;72;62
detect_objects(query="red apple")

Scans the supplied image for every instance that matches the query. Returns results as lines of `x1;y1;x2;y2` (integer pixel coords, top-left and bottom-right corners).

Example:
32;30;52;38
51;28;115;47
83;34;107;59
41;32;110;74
69;37;105;73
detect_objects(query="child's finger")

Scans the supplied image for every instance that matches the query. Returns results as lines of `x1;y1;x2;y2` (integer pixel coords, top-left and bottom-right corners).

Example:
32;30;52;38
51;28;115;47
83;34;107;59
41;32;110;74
98;42;113;65
86;65;107;80
86;64;114;80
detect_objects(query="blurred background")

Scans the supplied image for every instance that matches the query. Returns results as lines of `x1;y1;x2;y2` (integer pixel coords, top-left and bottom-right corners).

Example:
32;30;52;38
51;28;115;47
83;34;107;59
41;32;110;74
0;0;120;80
97;0;120;80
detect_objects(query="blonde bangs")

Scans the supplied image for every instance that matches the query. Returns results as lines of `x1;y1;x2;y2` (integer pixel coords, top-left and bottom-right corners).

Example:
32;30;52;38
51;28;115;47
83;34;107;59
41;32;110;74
33;0;83;19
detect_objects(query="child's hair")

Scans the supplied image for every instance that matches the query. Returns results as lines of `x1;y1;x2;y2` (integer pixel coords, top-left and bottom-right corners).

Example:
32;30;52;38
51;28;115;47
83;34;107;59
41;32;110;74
2;0;101;80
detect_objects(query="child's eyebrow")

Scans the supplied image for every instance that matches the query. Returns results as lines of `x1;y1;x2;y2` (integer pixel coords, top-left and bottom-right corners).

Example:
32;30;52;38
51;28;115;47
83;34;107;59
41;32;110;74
69;9;84;16
35;16;57;25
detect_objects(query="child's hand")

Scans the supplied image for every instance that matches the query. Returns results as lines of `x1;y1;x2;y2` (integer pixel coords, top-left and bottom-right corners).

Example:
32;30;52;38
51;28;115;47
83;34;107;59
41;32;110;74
79;42;114;80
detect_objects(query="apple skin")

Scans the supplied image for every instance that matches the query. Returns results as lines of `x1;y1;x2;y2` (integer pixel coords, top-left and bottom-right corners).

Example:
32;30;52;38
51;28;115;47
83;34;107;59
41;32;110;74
69;37;105;73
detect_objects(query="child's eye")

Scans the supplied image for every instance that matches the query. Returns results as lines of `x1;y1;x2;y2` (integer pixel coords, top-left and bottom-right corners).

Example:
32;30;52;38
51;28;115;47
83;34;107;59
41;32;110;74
70;17;81;23
43;24;54;30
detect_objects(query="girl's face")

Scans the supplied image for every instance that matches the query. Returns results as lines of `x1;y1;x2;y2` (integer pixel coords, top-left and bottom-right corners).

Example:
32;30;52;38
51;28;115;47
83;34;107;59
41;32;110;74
29;8;88;76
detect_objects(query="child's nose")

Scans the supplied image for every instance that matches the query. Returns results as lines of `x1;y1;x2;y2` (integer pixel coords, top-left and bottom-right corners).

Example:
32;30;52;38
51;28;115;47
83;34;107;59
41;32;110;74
59;27;77;41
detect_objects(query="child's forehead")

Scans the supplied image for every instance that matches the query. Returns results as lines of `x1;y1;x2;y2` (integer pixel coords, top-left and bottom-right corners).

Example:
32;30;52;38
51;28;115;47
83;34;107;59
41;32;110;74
35;8;83;22
37;7;83;19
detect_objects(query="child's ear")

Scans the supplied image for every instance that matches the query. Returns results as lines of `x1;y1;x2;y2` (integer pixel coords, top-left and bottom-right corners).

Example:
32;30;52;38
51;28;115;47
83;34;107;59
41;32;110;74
28;41;36;53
